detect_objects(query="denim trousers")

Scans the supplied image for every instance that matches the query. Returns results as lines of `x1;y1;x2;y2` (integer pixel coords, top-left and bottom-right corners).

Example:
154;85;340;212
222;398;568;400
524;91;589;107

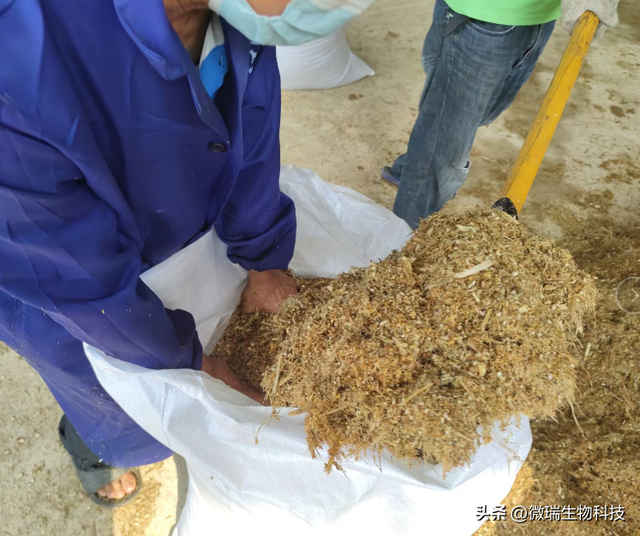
392;0;556;228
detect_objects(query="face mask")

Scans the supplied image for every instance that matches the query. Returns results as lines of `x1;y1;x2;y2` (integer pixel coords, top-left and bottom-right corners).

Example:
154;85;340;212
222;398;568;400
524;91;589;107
208;0;375;46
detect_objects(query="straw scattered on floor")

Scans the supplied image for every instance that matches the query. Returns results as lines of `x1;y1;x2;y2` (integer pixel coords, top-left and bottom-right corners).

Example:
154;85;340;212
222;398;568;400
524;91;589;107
214;209;597;471
475;206;640;536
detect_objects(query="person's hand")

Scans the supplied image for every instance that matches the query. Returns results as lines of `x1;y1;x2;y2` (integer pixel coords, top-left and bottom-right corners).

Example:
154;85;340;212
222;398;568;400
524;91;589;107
201;354;266;405
561;0;619;39
241;269;297;314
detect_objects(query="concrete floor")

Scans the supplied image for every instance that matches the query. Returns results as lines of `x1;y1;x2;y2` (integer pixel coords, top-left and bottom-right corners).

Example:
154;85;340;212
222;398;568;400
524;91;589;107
1;0;638;534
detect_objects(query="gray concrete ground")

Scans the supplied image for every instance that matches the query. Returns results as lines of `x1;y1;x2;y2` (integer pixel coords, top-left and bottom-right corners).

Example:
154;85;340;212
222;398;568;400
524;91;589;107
1;0;638;534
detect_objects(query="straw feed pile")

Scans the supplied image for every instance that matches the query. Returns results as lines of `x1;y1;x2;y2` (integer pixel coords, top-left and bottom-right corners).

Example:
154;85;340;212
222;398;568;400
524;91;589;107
476;208;640;536
214;209;597;471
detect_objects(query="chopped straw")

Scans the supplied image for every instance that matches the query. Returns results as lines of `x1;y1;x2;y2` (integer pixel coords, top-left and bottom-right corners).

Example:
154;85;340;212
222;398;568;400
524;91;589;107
214;209;597;472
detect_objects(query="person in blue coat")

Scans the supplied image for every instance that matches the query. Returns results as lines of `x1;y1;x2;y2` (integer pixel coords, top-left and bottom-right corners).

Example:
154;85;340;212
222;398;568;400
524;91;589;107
0;0;373;507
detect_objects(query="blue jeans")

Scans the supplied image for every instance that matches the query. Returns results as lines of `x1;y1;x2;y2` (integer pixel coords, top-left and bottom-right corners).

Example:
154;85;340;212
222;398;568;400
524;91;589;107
392;0;555;228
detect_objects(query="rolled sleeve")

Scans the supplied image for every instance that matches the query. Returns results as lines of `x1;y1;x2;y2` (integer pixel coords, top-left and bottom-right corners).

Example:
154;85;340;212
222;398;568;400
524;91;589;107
214;45;296;272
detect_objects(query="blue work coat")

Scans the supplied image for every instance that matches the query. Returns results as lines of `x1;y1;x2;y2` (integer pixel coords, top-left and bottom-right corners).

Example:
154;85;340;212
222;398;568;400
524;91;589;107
0;0;296;467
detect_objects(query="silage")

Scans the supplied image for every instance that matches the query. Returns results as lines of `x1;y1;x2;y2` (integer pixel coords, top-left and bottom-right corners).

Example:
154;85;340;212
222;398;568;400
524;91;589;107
214;209;597;471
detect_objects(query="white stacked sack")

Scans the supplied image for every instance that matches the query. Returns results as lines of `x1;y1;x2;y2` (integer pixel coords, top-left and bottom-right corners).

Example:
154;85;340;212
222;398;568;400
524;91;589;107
277;29;375;90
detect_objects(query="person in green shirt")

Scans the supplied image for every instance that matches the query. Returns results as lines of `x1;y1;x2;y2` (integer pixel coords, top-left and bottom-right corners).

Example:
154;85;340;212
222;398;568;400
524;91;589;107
382;0;620;228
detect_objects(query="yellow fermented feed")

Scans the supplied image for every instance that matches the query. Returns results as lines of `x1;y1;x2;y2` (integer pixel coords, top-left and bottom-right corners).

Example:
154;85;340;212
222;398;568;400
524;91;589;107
214;210;597;471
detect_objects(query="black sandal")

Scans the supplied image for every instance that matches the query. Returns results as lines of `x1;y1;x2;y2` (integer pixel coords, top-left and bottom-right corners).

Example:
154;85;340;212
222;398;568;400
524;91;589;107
58;415;142;509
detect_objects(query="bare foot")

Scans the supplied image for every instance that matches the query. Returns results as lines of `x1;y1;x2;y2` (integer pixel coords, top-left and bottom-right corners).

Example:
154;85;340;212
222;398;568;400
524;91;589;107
96;471;138;501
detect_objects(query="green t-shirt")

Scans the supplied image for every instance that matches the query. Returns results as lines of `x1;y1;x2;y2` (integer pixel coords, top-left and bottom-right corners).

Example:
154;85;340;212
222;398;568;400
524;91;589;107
445;0;561;26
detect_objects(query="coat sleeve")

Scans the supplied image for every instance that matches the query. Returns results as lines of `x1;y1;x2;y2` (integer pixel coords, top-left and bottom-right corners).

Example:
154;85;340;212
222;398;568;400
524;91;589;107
0;126;203;371
214;46;296;272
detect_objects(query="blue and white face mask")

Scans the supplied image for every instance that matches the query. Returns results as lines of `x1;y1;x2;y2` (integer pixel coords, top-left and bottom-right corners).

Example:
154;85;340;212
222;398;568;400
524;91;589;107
208;0;375;46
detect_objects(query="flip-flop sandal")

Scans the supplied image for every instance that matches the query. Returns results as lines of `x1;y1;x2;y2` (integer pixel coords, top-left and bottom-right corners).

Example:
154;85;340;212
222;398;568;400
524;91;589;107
58;415;142;509
381;166;400;187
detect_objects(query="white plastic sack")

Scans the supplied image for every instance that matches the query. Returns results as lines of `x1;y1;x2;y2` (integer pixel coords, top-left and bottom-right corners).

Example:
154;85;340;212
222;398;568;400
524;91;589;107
86;166;531;536
276;28;375;90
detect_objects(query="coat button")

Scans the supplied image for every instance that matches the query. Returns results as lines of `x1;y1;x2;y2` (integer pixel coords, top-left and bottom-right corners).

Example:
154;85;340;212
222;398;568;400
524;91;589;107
208;142;228;153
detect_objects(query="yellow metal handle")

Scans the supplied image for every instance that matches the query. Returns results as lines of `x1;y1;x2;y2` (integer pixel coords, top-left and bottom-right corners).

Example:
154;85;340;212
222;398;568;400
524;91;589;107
498;11;599;213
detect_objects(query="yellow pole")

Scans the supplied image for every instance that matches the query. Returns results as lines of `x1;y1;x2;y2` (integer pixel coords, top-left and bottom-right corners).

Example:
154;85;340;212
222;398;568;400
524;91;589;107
498;11;599;214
